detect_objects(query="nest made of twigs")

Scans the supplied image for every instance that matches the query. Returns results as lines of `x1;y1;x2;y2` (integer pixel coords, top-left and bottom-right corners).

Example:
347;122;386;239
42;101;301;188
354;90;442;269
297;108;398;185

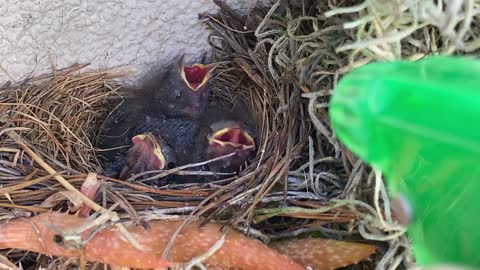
1;0;478;269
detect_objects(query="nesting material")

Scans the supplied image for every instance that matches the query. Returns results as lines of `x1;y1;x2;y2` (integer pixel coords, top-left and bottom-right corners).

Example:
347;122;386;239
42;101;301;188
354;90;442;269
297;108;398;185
0;65;120;173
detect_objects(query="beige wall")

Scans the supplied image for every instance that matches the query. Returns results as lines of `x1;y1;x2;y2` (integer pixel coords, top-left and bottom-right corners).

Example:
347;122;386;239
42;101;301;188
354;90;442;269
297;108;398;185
0;0;269;84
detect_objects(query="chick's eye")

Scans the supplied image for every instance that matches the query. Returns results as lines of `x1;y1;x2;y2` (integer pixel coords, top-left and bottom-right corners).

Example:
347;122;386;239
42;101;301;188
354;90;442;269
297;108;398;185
167;162;176;169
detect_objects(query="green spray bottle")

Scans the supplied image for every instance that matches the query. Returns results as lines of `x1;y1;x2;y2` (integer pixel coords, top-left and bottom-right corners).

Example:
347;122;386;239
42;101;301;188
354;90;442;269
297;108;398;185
329;56;480;268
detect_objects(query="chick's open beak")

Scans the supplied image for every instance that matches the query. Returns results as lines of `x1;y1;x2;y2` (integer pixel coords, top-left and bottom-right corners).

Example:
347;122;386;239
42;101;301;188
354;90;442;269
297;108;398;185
130;133;166;170
180;63;213;91
209;126;255;151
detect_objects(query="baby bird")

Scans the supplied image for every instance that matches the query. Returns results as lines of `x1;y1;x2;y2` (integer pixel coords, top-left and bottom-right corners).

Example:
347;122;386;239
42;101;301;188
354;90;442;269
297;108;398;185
119;132;177;182
133;116;203;166
98;114;200;179
205;121;256;173
198;103;257;173
150;55;214;119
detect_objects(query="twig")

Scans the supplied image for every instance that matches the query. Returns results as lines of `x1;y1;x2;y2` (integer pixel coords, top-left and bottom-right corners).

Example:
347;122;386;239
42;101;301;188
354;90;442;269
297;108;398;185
6;131;144;251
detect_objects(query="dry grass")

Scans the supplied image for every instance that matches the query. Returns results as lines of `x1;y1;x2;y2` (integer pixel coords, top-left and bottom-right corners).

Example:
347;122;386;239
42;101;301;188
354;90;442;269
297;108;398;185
0;64;120;173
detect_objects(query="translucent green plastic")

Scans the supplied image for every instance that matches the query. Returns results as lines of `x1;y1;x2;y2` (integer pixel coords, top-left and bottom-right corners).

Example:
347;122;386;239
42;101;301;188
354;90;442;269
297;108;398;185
329;56;480;267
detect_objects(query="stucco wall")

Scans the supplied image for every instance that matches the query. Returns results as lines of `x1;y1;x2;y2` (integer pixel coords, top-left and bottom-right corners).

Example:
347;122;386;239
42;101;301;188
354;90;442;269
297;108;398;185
0;0;269;84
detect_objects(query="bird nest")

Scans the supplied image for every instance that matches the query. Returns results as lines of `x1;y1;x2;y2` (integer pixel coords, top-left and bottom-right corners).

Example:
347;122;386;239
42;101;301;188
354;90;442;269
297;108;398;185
1;0;479;269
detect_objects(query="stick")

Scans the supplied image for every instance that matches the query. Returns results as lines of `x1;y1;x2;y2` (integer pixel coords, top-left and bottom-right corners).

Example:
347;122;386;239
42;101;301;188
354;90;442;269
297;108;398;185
6;131;144;251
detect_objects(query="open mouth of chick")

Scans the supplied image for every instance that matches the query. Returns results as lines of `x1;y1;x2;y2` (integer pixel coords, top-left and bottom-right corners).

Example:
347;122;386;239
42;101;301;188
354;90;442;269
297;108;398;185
182;64;211;91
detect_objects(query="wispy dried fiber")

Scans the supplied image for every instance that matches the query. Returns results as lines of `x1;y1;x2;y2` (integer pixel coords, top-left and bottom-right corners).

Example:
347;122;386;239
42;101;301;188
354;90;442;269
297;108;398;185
0;64;122;173
326;0;480;59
